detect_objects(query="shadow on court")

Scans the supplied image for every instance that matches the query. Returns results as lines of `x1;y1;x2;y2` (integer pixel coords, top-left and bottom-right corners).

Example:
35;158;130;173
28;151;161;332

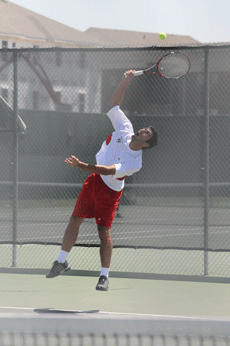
34;308;100;314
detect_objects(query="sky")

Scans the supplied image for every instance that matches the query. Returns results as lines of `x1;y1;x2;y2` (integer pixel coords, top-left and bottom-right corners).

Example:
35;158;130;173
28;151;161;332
9;0;230;44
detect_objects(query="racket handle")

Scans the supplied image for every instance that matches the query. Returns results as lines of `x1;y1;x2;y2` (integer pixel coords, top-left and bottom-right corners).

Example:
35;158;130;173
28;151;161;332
124;70;144;78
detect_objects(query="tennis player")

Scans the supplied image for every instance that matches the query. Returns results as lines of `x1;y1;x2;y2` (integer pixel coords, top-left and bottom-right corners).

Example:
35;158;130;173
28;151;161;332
46;70;158;291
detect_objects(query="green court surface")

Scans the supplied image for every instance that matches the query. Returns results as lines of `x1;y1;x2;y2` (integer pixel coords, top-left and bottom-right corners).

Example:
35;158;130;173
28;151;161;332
1;272;230;318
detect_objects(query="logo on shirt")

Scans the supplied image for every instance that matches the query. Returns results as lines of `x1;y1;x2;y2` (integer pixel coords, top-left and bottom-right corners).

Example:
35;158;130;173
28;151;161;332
106;134;112;145
117;175;127;181
116;136;123;144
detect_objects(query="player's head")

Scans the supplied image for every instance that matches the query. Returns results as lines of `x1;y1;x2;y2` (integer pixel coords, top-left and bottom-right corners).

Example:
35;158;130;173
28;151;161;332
131;126;158;150
142;126;158;150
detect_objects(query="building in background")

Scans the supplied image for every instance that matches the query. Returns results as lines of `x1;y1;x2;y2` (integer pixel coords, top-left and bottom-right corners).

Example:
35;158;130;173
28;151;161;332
1;0;216;116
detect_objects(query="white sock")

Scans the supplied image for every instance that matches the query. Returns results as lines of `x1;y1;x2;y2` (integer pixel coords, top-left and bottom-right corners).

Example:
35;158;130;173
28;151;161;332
57;250;69;263
100;267;109;278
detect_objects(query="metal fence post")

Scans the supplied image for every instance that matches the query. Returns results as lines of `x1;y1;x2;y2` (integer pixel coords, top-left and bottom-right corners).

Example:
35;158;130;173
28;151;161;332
204;46;210;275
12;50;19;267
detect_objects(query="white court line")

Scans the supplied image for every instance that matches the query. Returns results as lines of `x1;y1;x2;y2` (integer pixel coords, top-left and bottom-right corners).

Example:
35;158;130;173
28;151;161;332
0;306;228;321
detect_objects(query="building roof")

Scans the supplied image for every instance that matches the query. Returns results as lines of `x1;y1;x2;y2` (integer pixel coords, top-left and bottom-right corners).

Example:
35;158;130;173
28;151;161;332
0;0;200;48
85;27;200;47
0;0;111;47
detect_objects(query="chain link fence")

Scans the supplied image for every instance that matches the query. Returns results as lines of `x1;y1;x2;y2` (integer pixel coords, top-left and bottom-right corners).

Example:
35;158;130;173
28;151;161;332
1;45;230;277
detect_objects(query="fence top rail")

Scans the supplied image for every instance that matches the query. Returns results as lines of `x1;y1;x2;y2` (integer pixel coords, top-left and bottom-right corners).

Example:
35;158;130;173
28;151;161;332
0;44;230;54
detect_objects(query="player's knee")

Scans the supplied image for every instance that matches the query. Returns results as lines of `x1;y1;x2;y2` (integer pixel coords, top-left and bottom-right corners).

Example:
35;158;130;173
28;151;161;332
70;215;84;228
98;225;112;243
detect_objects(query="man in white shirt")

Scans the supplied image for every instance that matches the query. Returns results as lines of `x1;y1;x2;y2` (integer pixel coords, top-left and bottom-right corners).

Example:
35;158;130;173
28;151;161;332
46;70;158;291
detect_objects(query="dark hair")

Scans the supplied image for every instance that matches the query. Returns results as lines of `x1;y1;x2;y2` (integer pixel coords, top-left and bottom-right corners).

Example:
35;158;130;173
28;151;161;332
142;126;158;150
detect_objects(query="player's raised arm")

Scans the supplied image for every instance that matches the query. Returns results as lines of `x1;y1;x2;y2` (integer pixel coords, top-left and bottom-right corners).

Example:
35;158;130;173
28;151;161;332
109;70;135;110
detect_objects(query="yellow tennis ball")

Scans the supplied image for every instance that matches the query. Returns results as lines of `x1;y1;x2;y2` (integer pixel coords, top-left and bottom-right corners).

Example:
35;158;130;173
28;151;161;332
159;32;166;40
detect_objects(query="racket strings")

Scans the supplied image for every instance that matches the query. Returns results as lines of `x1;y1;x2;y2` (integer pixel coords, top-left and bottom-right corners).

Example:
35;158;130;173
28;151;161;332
158;53;190;78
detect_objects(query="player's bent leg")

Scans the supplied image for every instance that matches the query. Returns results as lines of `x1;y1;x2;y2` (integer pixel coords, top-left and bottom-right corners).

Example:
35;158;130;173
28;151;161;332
62;215;84;252
95;224;112;291
46;215;84;279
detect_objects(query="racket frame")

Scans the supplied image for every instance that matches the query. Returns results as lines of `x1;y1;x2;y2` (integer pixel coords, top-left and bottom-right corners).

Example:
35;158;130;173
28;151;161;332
124;51;191;79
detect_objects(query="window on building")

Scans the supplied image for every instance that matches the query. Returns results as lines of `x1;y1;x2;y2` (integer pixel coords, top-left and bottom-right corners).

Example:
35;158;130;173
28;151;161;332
33;45;39;65
79;93;85;112
33;91;39;110
2;41;8;61
56;51;62;67
79;52;86;69
1;88;9;102
2;40;8;48
55;91;61;103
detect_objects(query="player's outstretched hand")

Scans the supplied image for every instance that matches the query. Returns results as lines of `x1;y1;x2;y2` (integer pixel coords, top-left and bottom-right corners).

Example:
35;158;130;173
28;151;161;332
124;70;135;82
65;155;81;168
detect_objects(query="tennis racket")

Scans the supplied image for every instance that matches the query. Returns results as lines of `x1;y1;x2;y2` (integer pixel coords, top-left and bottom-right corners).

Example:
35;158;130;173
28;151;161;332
124;51;190;79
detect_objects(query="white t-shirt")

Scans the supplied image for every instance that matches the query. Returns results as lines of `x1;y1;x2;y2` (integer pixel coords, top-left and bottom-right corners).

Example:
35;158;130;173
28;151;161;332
96;106;142;191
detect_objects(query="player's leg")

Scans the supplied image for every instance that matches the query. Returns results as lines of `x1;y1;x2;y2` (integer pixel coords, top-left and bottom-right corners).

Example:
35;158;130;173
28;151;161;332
82;174;122;290
61;215;84;252
95;224;112;291
46;174;95;279
46;216;84;278
98;224;113;268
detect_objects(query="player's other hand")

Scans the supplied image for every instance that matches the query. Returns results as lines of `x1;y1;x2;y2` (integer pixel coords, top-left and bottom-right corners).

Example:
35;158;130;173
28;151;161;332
65;155;81;168
125;70;135;81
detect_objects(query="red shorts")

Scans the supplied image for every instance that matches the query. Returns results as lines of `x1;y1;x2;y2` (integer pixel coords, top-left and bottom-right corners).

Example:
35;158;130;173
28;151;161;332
72;173;123;229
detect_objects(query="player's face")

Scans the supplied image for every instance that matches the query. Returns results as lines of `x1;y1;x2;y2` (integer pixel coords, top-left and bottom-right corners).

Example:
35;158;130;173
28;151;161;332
132;127;153;148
